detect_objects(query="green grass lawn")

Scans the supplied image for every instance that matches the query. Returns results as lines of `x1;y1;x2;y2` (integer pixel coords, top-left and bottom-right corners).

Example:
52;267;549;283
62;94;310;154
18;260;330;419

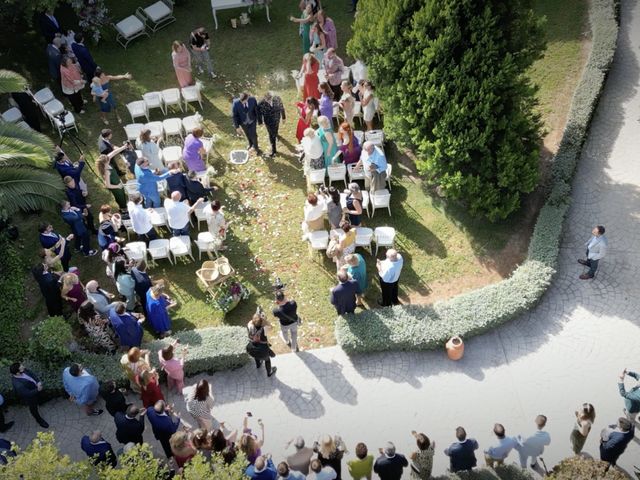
1;0;587;350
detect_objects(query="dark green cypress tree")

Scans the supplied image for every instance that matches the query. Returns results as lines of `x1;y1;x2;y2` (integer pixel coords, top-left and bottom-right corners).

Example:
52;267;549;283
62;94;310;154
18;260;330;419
349;0;545;221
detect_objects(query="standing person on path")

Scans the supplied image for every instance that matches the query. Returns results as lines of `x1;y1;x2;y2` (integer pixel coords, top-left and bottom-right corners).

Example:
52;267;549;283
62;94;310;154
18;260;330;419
272;290;300;352
515;414;550;469
286;436;314;475
347;442;373;480
599;417;635;467
114;405;145;445
484;423;518;468
232;92;261;154
147;400;181;458
373;442;408;480
171;41;193;87
330;270;358;315
444;427;478;473
62;363;103;416
100;380;129;417
570;403;596;455
409;431;435;480
618;368;640;422
158;341;186;393
80;431;117;467
9;362;49;428
246;312;277;377
93;66;131;125
258;92;286;157
313;434;346;480
189;27;216;79
71;32;97;79
578;225;607;279
377;249;403;307
184;379;215;430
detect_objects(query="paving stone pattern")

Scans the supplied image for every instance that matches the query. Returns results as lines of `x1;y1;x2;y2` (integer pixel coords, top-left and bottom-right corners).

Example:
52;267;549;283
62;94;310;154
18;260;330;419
6;1;640;477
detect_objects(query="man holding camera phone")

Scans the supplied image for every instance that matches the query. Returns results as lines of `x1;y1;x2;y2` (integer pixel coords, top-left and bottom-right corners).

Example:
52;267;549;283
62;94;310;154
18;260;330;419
190;27;216;79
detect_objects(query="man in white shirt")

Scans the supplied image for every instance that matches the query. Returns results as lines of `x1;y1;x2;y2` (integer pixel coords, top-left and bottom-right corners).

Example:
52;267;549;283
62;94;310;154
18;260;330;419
164;191;204;236
515;415;550;469
376;248;403;306
484;423;519;468
127;193;157;242
578;225;607;279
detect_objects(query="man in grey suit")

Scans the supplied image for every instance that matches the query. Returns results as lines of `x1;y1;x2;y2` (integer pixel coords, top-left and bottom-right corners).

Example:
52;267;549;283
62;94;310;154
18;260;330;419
86;280;119;315
46;37;63;85
578;225;607;279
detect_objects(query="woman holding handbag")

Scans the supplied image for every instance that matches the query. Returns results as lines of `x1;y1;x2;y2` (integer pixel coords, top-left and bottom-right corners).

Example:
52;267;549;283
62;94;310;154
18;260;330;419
246;310;277;377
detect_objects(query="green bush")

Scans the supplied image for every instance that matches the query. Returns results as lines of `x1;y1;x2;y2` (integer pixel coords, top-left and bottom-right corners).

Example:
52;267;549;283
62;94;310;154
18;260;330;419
336;0;618;354
0;235;28;361
547;456;627;480
432;465;534;480
29;316;73;367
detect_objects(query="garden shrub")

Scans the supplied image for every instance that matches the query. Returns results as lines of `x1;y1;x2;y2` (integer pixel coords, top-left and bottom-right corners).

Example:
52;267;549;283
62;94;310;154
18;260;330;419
432;465;534;480
547;456;627;479
0;234;28;360
28;316;73;366
336;0;619;354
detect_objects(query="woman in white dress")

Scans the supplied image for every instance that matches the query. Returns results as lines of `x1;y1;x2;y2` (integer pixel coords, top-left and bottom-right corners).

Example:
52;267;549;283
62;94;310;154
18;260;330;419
361;81;377;131
203;200;228;250
339;80;355;127
137;128;164;171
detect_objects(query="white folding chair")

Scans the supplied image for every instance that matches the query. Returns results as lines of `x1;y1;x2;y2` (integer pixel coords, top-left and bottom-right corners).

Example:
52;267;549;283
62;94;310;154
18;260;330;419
169;235;195;262
181;84;203;110
162;146;182;166
157;180;168;198
194;204;208;230
373;226;396;257
124;241;148;263
348;164;366;183
1;107;22;123
201;136;215;162
308;168;326;187
143;91;165;115
162;118;184;142
161;88;183;113
144;121;164;141
52;111;77;137
353;130;365;145
195;232;218;259
43;99;65;125
124;123;145;142
122;218;136;240
139;0;175;33
148;207;168;230
352;101;363;127
307;230;329;258
181;114;201;134
16;121;33;131
385;163;393;191
327;164;347;187
113;13;149;49
365;129;385;147
361;190;370;218
32;87;55;113
148;239;173;265
355;227;373;254
127;101;149;123
370;189;391;217
125;180;139;196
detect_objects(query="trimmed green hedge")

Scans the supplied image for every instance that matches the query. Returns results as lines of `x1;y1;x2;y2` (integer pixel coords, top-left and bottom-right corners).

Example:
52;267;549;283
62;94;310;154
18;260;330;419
0;235;28;360
433;465;534;480
335;0;619;354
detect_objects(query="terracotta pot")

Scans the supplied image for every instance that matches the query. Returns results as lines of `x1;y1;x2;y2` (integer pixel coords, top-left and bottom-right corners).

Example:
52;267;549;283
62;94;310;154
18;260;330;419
446;336;464;360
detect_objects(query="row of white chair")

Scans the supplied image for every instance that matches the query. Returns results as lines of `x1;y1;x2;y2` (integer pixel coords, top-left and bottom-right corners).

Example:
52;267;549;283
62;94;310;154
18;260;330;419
25;87;78;137
113;0;175;49
126;85;203;123
122;205;211;240
308;163;393;191
124;230;219;267
124;114;203;143
308;226;396;257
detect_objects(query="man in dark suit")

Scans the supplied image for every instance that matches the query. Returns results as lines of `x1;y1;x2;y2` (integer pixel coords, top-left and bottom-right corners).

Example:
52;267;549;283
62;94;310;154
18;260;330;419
38;222;72;272
60;200;97;256
232;92;261;153
9;362;49;428
257;91;286;157
64;176;97;234
165;163;189;200
444;427;479;473
330;271;359;315
114;405;145;445
99;380;129;417
146;400;181;458
373;442;408;480
46;37;62;85
185;170;215;204
71;33;97;80
39;10;63;43
600;417;635;467
81;430;117;467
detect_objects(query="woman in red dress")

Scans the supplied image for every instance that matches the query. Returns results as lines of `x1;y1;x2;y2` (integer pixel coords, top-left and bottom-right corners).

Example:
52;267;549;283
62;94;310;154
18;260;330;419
139;369;164;408
300;53;320;100
296;97;320;142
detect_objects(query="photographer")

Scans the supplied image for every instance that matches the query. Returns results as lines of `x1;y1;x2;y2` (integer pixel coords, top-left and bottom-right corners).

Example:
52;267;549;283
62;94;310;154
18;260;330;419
54;147;88;194
273;290;301;353
190;27;216;79
246;309;277;377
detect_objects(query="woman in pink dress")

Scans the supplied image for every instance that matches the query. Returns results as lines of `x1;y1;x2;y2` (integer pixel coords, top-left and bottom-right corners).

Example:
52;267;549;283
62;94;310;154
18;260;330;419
158;340;187;393
172;41;193;88
60;272;86;312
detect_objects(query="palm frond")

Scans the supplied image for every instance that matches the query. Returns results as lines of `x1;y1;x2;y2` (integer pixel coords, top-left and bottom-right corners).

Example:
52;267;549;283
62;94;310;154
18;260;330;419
0;122;54;156
0;167;65;219
0;70;27;95
0;137;54;170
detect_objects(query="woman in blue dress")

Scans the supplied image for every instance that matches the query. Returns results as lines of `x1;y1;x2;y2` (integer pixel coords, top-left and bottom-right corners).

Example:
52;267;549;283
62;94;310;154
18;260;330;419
317;115;338;168
93;66;132;125
146;283;176;337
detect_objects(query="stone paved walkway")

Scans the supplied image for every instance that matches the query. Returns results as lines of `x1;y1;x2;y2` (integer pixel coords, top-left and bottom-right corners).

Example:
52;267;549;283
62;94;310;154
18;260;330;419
6;1;640;477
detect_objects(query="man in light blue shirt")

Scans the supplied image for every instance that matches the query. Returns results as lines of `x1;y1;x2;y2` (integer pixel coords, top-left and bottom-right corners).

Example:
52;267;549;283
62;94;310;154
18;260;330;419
359;141;387;192
376;249;403;306
578;225;607;279
484;423;519;468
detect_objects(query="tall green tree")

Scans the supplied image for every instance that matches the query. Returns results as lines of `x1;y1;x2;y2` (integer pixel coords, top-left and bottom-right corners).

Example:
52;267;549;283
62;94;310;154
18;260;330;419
349;0;546;220
0;70;64;220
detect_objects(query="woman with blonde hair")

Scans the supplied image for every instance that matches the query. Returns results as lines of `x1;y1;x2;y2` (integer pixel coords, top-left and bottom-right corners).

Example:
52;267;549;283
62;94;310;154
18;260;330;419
60;271;86;312
120;347;150;393
170;431;197;470
96;153;127;210
139;368;164;408
299;53;320;100
317;115;338;167
240;416;265;465
570;403;595;454
314;434;346;479
171;40;193;88
339;81;355;127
